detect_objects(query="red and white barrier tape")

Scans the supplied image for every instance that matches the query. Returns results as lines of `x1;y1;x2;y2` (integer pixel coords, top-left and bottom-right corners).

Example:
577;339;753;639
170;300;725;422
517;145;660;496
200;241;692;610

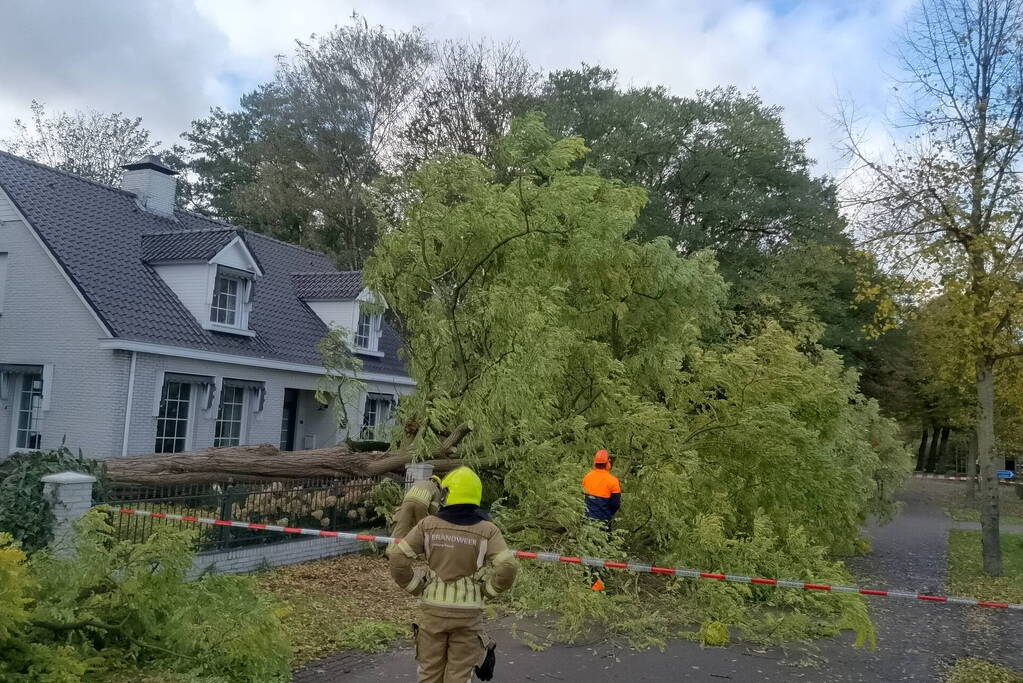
913;473;1018;485
112;507;1023;612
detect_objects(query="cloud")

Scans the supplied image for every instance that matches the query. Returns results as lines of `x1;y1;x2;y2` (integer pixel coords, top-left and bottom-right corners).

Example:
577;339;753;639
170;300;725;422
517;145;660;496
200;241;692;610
0;0;914;172
0;0;230;146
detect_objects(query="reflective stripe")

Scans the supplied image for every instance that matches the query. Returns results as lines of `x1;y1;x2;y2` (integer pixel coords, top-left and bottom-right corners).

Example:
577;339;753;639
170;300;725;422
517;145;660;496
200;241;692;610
405;485;435;505
422;576;486;610
396;540;417;559
477;539;488;569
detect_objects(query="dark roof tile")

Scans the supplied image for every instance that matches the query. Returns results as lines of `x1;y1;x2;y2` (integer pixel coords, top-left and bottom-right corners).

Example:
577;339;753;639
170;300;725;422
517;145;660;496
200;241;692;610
291;271;363;300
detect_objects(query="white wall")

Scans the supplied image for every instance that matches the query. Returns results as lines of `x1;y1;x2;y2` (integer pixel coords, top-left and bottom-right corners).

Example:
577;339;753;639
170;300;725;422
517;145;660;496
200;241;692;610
0;214;128;458
154;263;212;325
306;300;357;330
0;192;18;222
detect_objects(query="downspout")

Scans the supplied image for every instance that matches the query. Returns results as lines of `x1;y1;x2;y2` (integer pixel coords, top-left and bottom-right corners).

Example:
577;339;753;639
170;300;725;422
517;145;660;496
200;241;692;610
120;351;137;457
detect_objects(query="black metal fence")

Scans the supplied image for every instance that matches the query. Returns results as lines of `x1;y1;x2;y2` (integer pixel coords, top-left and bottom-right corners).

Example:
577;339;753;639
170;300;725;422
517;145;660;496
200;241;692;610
100;475;394;553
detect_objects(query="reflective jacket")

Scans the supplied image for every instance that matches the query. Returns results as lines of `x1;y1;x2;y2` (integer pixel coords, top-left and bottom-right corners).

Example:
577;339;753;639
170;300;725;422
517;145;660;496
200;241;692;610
391;479;442;540
582;468;621;522
388;505;519;612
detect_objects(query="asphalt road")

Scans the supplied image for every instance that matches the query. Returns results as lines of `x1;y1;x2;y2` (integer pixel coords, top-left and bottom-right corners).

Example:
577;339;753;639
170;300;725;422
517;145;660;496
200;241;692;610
294;480;1023;682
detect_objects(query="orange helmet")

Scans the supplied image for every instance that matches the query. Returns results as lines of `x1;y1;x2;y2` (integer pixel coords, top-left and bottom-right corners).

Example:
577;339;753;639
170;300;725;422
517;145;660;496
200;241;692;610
593;449;610;467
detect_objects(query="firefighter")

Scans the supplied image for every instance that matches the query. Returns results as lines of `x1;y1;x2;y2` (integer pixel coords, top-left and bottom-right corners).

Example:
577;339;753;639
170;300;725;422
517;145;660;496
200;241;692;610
388;466;519;683
582;449;622;528
391;474;443;540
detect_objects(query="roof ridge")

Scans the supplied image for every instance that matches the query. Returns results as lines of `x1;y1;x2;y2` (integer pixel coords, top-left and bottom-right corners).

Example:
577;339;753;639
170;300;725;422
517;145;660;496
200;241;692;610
174;207;332;258
291;270;362;276
141;226;238;237
238;229;335;258
0;148;140;199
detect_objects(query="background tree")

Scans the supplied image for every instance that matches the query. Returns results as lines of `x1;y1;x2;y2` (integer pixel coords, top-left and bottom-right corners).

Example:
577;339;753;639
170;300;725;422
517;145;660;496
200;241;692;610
400;39;539;168
842;0;1023;574
540;69;889;390
179;17;432;267
1;100;159;185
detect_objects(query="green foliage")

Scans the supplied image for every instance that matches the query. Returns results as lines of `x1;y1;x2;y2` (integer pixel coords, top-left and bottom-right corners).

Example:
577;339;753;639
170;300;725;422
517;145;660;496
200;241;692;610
366;116;908;646
0;446;108;552
337;620;406;652
365;479;404;527
944;658;1023;683
0;511;290;682
315;327;366;431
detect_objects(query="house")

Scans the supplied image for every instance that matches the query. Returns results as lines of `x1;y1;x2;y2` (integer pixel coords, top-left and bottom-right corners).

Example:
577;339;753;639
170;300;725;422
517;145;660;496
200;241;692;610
0;152;413;459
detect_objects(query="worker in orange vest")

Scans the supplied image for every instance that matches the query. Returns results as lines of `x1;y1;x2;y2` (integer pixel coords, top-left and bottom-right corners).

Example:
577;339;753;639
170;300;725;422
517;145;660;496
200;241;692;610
582;449;622;526
581;449;621;590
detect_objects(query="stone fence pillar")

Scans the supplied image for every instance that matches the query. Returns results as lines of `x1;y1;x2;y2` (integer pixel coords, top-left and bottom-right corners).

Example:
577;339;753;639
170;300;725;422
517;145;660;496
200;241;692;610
41;471;96;557
404;462;435;491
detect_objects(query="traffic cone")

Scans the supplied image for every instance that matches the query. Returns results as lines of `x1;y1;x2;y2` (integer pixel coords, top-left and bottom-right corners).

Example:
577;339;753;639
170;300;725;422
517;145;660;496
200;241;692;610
590;578;605;592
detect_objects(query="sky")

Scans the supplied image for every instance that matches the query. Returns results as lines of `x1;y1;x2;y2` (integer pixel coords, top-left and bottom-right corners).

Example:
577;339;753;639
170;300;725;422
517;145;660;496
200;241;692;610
0;0;916;175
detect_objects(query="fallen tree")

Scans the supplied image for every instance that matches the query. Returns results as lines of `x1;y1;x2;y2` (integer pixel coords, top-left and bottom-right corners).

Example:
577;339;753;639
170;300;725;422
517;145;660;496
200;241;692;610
103;428;470;486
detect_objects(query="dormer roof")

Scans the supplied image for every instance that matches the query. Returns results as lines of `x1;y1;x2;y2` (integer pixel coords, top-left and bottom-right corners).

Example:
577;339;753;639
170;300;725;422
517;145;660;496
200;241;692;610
291;271;363;301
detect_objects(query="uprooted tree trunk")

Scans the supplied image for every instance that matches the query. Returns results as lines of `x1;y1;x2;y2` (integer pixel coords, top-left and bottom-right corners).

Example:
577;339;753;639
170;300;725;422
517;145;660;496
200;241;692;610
103;425;472;486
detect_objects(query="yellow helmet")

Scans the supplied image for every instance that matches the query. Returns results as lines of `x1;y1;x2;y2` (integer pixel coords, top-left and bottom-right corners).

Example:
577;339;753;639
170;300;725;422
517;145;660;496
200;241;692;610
440;466;483;507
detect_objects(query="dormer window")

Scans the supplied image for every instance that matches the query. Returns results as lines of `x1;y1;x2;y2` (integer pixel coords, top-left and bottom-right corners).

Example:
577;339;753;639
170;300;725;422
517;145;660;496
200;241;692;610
145;230;262;338
354;308;373;348
353;305;382;353
211;274;242;326
205;267;255;335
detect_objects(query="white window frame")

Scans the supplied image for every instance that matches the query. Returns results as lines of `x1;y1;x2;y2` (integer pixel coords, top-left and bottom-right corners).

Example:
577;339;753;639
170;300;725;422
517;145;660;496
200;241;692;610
0;252;8;316
352;304;384;356
201;263;256;337
154;379;196;453
9;372;43;452
213;382;248;447
210;274;241;326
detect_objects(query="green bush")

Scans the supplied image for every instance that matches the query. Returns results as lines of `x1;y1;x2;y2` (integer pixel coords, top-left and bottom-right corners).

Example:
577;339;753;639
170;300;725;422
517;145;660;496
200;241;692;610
0;510;291;682
0;446;108;552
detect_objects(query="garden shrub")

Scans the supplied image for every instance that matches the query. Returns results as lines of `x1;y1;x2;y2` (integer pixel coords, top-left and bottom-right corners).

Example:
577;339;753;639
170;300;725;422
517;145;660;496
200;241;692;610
0;511;291;682
0;446;108;552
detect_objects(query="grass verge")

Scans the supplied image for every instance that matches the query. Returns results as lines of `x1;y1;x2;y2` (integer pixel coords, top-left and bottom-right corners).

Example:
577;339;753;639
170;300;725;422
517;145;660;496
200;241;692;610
946;486;1023;527
256;552;417;665
945;658;1023;682
946;530;1023;604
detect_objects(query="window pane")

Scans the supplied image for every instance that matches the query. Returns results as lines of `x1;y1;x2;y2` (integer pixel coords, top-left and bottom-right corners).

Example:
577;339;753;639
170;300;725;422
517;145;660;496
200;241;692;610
210;276;239;326
155;381;191;453
214;385;246;447
354;309;372;348
15;373;43;450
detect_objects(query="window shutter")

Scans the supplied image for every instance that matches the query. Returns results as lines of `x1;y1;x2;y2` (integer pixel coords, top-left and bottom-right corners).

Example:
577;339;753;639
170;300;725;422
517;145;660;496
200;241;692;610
40;364;53;411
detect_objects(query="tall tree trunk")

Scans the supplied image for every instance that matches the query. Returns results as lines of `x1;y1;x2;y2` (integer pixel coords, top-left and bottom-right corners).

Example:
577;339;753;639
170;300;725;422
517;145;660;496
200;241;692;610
926;425;942;472
916;426;930;472
976;359;1002;576
936;426;951;473
967;428;978;501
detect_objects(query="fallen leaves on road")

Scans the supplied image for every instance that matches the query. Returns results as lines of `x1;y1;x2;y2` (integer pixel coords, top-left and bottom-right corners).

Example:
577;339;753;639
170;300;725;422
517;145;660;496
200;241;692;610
257;551;418;665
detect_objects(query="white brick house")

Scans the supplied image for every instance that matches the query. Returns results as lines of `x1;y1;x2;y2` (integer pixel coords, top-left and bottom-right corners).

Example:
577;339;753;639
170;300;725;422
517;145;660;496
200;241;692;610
0;152;413;460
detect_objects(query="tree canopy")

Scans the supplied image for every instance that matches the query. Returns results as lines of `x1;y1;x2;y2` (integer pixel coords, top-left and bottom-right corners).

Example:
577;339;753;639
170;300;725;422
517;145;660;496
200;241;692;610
0;100;159;186
843;0;1023;574
363;115;909;643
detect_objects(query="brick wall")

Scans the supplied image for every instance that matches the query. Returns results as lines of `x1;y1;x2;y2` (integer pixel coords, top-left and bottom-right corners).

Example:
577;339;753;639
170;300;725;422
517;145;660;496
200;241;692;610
188;535;365;578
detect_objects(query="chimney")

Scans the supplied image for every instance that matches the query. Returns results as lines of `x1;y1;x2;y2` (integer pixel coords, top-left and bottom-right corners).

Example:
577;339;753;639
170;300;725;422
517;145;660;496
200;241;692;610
120;155;177;217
